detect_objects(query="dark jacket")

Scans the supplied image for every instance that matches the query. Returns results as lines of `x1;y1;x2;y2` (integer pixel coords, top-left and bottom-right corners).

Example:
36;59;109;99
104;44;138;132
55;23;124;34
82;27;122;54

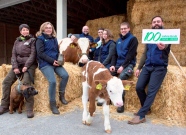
145;44;171;66
79;33;94;43
11;35;37;69
36;33;59;69
99;40;116;66
94;37;100;43
115;33;138;68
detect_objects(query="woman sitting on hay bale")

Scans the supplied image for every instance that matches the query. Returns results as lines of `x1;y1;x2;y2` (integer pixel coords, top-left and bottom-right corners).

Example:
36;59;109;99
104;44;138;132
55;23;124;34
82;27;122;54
0;24;37;118
35;22;69;115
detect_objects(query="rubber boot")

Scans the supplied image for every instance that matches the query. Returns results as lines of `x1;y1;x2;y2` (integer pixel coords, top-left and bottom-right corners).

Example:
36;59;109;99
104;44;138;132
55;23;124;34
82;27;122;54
0;105;9;115
59;92;68;105
50;101;60;114
117;91;125;113
26;96;34;118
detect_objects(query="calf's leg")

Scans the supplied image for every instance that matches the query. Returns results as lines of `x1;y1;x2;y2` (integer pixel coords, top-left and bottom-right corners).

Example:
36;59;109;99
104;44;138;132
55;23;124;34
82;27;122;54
103;103;111;133
82;82;89;124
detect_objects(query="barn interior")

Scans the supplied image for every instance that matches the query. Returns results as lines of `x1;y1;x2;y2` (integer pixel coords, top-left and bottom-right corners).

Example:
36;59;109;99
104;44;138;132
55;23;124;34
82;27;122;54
0;0;186;127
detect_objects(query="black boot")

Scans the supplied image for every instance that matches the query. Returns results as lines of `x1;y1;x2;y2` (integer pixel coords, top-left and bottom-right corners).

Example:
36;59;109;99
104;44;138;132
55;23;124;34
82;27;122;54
117;91;125;113
50;101;60;114
59;92;68;105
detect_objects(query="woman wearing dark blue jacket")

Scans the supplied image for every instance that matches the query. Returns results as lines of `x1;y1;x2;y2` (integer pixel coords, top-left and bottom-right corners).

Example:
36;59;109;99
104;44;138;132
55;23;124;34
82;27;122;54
35;22;69;115
98;29;116;69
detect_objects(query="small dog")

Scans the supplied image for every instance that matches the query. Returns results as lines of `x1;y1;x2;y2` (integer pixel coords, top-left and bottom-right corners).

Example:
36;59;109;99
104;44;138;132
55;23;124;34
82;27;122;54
9;84;38;114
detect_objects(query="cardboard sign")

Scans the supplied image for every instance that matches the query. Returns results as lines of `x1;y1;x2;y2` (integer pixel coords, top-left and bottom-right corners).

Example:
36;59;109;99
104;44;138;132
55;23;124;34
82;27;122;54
142;29;180;44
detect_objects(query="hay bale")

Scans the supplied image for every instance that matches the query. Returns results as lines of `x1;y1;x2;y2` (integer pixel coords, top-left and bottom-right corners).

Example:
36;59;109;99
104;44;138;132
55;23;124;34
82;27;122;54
0;63;186;126
85;15;126;41
0;62;82;113
128;0;186;66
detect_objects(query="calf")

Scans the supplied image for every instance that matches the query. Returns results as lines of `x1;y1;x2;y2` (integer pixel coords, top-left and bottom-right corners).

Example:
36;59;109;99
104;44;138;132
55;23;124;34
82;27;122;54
59;38;97;66
81;61;133;133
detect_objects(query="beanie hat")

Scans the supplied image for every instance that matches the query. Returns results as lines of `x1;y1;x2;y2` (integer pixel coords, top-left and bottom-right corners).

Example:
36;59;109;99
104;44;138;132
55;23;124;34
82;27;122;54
19;24;30;31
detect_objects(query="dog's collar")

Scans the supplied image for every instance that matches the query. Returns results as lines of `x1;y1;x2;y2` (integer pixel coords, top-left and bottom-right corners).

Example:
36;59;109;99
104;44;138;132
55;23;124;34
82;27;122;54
16;84;22;94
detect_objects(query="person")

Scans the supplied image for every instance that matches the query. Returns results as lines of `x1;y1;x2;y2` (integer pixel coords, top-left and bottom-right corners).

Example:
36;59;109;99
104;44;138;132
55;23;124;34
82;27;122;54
93;28;104;61
35;22;69;115
98;29;116;69
110;22;138;113
128;16;171;124
68;26;94;60
0;24;37;118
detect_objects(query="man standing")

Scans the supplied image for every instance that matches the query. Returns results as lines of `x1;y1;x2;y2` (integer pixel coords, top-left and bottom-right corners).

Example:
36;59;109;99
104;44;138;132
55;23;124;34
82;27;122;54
110;22;138;113
128;16;171;124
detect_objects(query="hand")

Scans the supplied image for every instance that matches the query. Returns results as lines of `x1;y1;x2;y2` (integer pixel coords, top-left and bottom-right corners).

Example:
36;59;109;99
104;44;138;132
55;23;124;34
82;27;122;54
117;66;123;74
53;60;60;66
89;49;92;52
22;67;27;72
110;66;115;72
13;68;20;74
157;43;166;50
135;69;141;77
71;35;77;42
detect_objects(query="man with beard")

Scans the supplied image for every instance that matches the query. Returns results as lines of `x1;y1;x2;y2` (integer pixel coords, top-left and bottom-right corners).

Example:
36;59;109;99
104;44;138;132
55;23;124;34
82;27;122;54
128;16;171;124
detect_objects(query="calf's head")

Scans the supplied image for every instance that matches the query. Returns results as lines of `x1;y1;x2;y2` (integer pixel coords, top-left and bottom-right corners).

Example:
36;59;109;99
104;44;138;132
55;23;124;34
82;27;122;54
77;38;90;66
95;77;133;107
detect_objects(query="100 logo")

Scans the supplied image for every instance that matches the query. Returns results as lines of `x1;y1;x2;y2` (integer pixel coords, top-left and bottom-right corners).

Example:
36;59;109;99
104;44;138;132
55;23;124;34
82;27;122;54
144;32;161;41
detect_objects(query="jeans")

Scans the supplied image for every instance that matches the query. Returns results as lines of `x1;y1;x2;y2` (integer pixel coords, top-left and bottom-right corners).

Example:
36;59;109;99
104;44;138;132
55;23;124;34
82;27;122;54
136;66;167;117
111;64;134;80
40;65;69;102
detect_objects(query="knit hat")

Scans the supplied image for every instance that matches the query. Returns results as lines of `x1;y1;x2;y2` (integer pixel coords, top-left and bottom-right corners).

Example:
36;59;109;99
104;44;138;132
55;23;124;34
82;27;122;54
19;24;30;31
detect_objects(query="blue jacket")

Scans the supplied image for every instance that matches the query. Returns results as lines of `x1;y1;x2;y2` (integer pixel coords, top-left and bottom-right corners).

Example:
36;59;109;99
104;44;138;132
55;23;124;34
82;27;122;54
145;44;170;66
79;33;94;43
36;33;59;69
116;33;136;68
100;40;115;65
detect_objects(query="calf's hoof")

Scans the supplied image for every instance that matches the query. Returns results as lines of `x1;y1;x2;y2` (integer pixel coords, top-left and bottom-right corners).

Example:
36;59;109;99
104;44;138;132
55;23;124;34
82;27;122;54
9;111;13;114
82;121;91;126
18;111;22;114
105;130;111;134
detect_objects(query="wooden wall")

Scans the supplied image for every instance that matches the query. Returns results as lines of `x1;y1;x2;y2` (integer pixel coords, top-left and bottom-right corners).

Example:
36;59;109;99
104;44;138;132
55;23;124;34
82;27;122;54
0;22;37;65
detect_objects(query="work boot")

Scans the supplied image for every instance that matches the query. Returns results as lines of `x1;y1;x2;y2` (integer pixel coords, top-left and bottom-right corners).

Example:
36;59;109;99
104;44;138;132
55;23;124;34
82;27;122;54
59;92;68;105
97;102;103;106
0;106;9;115
50;101;60;114
27;110;34;118
117;91;125;113
25;96;34;118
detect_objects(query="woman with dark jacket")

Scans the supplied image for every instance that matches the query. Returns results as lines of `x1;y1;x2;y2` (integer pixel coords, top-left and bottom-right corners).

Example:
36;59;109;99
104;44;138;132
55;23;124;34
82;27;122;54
98;29;116;69
0;24;37;118
35;22;69;115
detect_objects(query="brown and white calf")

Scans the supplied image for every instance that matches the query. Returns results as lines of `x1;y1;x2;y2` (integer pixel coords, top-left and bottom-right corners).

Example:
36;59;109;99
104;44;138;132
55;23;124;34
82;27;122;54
81;61;133;133
59;37;94;66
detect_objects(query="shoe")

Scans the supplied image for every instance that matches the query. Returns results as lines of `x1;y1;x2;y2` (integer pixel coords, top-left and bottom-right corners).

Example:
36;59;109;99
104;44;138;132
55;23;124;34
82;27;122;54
134;110;151;116
97;102;103;106
50;101;60;114
59;92;68;105
128;116;146;125
27;110;34;118
117;105;124;113
0;106;9;115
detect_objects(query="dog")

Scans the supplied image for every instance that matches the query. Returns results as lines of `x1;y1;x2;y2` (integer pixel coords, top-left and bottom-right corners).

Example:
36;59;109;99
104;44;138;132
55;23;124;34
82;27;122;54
9;84;38;114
